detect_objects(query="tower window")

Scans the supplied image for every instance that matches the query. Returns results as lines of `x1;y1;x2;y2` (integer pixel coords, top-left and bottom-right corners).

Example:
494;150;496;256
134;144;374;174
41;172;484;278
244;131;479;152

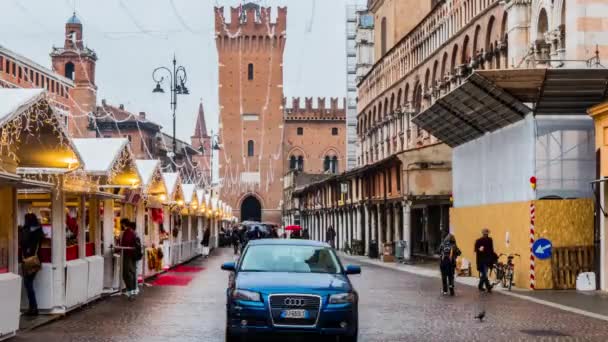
332;127;339;135
298;156;304;171
297;127;303;135
290;156;297;170
247;140;254;157
248;63;254;80
65;62;75;80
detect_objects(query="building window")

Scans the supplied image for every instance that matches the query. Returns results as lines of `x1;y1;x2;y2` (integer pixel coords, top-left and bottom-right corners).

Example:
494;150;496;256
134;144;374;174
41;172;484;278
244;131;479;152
290;156;297;170
324;156;338;174
35;73;39;86
11;62;15;76
18;67;22;79
331;127;338;136
381;17;387;56
298;156;304;171
387;169;392;193
247;140;254;157
248;63;254;80
297;127;303;135
65;62;75;80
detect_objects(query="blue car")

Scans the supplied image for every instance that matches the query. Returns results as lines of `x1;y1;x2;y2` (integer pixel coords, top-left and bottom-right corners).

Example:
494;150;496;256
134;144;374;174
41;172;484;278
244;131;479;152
221;239;361;341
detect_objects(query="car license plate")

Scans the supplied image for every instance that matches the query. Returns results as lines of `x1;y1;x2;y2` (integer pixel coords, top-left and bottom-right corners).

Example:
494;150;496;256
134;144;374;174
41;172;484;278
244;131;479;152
282;309;307;319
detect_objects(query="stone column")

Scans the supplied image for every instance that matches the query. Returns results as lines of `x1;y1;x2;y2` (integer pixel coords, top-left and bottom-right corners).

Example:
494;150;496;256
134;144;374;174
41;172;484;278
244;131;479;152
357;206;363;241
393;203;400;242
377;204;384;248
505;0;531;68
364;205;370;256
386;204;393;244
402;202;412;261
51;183;66;310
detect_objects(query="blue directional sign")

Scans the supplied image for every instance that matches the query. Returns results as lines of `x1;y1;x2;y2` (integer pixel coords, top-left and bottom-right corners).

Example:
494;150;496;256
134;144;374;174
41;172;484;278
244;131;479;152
532;238;552;259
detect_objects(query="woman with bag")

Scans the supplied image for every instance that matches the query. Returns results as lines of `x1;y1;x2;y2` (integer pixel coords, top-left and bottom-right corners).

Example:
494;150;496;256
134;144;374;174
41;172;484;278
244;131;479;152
20;213;43;316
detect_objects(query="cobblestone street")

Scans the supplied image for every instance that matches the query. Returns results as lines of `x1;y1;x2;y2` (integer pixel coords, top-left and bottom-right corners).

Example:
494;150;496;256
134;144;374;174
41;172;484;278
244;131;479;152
13;248;608;342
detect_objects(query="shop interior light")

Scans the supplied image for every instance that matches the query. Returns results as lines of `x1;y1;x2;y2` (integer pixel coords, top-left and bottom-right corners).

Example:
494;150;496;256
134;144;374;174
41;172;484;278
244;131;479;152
177;200;184;206
159;194;167;202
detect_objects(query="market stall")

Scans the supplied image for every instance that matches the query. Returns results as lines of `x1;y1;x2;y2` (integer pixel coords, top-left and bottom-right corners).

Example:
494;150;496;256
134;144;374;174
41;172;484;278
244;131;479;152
69;138;140;297
180;184;199;262
160;172;184;270
134;159;167;280
0;89;82;337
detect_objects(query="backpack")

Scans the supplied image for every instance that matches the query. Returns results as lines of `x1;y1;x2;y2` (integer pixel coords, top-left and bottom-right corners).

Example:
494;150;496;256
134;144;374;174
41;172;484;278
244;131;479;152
440;243;458;261
134;236;144;261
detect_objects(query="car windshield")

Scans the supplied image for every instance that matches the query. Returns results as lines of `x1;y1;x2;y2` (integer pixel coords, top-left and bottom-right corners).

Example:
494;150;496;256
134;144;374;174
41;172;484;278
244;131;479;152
240;245;341;274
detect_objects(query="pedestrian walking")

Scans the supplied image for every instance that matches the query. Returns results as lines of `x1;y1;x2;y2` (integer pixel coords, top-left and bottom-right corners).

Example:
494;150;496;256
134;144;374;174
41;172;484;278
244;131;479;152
474;228;496;293
326;226;336;248
230;228;240;255
118;220;138;300
201;228;211;257
20;213;43;316
438;233;460;296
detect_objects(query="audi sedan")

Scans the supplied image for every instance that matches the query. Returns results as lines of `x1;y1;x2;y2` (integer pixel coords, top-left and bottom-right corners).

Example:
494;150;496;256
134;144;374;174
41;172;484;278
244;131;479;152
221;239;361;341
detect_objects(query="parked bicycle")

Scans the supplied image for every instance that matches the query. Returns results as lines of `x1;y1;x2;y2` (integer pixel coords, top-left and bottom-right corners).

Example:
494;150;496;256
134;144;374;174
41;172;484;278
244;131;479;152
491;253;520;291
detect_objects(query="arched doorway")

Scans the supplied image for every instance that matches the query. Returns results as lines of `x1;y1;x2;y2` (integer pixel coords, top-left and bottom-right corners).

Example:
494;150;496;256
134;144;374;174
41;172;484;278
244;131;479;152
241;195;262;222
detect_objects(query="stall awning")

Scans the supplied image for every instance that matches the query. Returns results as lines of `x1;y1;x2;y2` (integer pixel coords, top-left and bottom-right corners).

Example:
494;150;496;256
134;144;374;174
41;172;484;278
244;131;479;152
135;159;166;195
71;138;140;187
412;72;530;147
477;68;608;115
413;68;608;147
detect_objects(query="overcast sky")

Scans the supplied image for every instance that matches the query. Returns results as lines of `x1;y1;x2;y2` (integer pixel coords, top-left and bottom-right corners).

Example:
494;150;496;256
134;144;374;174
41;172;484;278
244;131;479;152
0;0;355;141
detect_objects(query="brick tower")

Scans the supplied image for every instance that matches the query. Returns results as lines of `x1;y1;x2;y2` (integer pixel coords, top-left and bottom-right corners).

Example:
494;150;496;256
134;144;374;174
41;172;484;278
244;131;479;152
191;101;212;187
215;3;287;223
51;12;98;138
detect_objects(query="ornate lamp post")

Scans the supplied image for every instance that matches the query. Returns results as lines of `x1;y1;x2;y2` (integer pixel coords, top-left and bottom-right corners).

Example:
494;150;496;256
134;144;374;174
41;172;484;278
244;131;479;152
152;55;189;170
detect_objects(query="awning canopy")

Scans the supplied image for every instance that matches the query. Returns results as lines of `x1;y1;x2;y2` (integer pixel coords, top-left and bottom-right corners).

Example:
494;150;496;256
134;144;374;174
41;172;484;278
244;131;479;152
0;89;82;172
135;159;166;196
162;172;183;203
181;183;197;206
477;68;608;114
413;68;608;147
72;138;140;187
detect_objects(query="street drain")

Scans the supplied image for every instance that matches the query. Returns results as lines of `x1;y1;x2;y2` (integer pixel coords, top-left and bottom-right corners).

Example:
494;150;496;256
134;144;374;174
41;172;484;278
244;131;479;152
521;329;570;337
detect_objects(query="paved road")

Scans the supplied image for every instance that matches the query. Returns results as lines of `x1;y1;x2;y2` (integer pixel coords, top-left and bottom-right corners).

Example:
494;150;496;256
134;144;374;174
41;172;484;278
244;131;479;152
17;248;608;341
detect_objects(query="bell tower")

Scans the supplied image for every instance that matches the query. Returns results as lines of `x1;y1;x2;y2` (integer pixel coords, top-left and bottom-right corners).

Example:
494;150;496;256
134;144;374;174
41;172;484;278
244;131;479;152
215;3;287;223
51;12;98;138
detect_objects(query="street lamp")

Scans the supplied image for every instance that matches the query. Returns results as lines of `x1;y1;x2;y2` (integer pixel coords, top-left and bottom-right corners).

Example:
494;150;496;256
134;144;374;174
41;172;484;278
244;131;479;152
198;129;221;187
152;55;189;171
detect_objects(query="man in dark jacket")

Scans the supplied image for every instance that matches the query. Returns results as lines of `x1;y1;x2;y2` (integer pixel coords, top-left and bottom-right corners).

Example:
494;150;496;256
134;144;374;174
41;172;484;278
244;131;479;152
119;221;138;300
474;228;495;293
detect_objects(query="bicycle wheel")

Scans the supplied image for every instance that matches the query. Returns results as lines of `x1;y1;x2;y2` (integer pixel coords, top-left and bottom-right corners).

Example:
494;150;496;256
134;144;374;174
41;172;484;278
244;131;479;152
507;269;514;291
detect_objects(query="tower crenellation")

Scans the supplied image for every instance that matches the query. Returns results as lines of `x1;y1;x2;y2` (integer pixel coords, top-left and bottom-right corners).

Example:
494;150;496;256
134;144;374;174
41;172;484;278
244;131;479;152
283;97;346;120
215;4;287;38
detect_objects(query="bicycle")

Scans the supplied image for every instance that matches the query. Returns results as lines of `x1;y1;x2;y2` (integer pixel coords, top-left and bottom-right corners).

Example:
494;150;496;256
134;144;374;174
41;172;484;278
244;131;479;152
491;253;520;291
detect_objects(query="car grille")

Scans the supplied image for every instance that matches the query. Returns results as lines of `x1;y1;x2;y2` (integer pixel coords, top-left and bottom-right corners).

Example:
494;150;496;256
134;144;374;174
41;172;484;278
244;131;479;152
269;294;321;327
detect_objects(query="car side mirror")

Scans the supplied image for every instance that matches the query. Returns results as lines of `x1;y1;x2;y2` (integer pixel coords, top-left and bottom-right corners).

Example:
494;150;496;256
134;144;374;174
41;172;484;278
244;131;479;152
345;265;361;275
221;262;236;271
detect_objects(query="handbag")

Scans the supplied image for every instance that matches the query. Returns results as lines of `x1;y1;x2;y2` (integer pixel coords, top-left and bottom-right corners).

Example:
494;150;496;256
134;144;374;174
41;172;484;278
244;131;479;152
22;244;41;276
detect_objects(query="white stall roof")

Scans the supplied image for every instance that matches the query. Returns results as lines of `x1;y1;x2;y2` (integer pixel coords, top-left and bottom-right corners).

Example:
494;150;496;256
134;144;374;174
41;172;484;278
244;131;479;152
162;172;180;198
0;89;44;125
181;184;196;204
196;189;205;205
135;159;161;188
72;138;129;174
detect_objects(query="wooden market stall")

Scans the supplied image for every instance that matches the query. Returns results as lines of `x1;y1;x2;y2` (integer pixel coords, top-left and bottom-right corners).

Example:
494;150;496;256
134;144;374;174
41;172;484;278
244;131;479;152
0;89;82;338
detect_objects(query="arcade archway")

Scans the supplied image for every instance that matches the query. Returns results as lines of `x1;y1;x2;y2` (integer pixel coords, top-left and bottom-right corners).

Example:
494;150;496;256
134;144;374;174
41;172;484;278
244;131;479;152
241;195;262;222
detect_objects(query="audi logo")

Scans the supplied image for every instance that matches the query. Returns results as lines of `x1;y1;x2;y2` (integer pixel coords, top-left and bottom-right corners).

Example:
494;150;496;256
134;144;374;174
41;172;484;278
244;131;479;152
284;298;305;307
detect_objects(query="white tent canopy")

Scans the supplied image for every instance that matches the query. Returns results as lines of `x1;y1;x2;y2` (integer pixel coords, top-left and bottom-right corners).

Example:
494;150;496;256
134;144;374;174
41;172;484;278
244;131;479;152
181;184;197;205
72;138;129;175
162;172;182;201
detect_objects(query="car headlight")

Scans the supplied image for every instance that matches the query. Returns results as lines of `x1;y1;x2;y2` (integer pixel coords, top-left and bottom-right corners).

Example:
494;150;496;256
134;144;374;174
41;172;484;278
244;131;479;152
232;289;262;302
329;292;356;304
